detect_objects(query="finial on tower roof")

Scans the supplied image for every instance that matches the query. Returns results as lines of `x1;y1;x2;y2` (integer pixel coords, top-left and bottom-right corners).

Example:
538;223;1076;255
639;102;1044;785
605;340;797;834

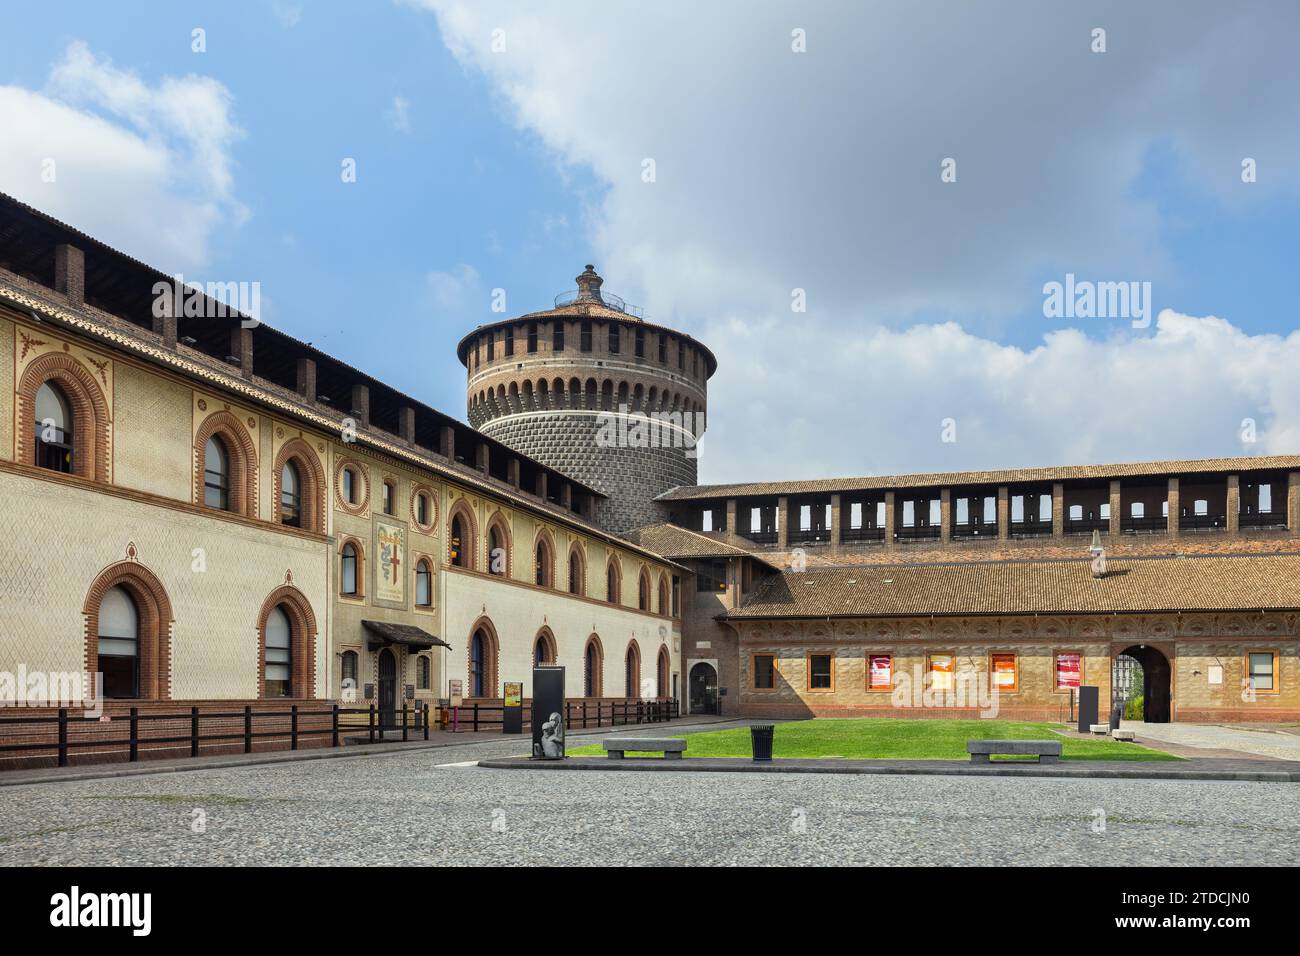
575;264;604;303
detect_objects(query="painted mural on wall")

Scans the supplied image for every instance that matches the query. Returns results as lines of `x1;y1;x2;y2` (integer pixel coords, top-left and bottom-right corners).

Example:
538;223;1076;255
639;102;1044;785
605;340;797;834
376;520;405;604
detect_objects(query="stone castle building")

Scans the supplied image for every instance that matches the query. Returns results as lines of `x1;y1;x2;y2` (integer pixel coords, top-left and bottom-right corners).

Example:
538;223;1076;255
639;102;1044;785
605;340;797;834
0;191;1298;768
460;265;715;534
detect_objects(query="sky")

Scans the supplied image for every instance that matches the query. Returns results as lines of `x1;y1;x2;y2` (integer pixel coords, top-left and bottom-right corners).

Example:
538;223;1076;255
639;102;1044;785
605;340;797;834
1;0;1298;484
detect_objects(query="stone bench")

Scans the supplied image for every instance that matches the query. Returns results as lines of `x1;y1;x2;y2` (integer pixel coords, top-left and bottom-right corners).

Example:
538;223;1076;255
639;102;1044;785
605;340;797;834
1111;729;1136;741
603;737;686;759
966;739;1062;764
1089;723;1110;735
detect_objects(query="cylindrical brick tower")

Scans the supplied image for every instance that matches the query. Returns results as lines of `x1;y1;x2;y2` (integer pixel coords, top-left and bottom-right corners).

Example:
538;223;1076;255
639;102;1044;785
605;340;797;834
457;266;716;534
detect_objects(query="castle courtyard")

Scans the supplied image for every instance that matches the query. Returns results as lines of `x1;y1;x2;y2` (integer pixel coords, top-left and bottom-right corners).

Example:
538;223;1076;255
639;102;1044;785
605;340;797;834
2;723;1297;868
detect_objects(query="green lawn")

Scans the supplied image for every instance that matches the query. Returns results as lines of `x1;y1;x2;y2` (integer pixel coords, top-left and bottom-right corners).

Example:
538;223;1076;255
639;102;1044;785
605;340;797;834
567;719;1180;761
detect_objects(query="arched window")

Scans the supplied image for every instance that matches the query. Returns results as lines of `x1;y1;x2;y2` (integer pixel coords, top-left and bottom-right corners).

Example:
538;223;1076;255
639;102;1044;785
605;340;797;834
625;642;641;698
606;559;621;604
535;538;553;588
263;605;293;698
414;490;432;529
638;568;650;611
534;630;556;667
657;646;670;699
34;381;74;473
658;575;669;615
584;637;603;698
342;467;356;505
341;650;358;694
470;628;488;697
416;559;432;607
487;520;509;576
202;435;231;510
450;514;467;568
280;460;302;527
418;656;431;690
382;480;394;515
340;542;359;595
98;585;139;698
568;547;585;595
275;441;323;533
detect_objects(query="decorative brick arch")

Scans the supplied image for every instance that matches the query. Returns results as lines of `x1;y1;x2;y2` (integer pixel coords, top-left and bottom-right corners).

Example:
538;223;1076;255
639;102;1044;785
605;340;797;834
18;351;111;481
625;639;642;697
657;645;671;698
256;584;318;699
533;626;557;666
410;482;438;533
532;527;556;588
193;410;258;516
333;455;370;515
467;616;500;698
637;565;651;611
337;535;366;598
446;498;478;569
584;634;605;697
657;573;670;616
485;510;513;577
83;558;174;699
606;556;623;604
567;541;587;595
272;438;325;533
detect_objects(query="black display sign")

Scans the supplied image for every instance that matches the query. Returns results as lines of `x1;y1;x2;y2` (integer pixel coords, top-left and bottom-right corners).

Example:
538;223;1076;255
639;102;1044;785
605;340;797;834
531;666;565;759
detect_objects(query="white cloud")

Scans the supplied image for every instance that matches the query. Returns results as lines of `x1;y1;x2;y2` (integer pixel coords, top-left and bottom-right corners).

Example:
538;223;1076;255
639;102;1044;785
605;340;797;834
0;40;244;272
419;1;1300;479
426;263;483;312
387;95;412;134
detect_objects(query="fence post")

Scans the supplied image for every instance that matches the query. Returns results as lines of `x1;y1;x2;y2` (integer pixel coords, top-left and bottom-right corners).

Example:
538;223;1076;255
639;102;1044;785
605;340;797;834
332;704;340;749
402;704;409;742
129;707;139;762
57;707;68;768
244;706;253;753
423;703;430;741
291;705;299;751
582;700;588;729
369;704;376;744
190;706;200;758
472;703;479;733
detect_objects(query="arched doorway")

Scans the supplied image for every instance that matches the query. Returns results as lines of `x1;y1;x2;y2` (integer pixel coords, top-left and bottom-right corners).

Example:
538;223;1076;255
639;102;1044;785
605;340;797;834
378;648;397;727
689;662;719;715
1115;645;1171;723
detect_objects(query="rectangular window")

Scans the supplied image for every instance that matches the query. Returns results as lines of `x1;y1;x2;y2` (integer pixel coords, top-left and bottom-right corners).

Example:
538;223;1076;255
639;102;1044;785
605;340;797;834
527;324;538;353
678;343;685;369
486;334;495;361
867;654;892;691
928;653;954;692
504;330;514;357
991;653;1018;691
671;575;680;616
850;502;862;529
658;335;667;363
609;324;620;354
1248;652;1277;692
695;559;727;592
581;321;593;352
808;654;833;691
754;655;775;690
635;328;645;357
1055;652;1081;689
552;323;564;352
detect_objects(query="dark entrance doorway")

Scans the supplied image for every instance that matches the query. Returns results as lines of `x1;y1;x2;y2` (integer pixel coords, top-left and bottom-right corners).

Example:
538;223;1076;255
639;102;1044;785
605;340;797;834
689;662;719;715
1115;645;1171;723
378;648;397;728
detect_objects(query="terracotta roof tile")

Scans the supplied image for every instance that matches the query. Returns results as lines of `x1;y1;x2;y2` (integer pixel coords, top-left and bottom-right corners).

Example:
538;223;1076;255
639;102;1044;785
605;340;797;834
726;554;1300;619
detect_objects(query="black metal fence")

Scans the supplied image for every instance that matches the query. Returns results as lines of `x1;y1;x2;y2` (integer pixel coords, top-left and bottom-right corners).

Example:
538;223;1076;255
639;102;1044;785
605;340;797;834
445;698;679;733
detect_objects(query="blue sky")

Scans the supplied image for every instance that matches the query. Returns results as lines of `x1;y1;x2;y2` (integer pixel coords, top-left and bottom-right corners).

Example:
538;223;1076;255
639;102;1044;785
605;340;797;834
2;2;1299;482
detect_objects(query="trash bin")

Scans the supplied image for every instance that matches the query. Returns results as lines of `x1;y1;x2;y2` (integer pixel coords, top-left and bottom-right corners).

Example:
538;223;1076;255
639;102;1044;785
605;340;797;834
750;724;775;762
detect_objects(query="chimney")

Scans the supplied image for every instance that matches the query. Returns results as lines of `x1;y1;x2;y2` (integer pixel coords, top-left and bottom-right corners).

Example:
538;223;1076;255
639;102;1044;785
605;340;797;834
350;384;370;428
296;357;317;400
54;244;85;305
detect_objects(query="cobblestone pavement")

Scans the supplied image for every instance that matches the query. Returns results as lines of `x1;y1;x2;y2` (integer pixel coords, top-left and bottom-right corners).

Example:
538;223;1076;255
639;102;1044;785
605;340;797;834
1124;721;1300;762
1;730;1296;866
